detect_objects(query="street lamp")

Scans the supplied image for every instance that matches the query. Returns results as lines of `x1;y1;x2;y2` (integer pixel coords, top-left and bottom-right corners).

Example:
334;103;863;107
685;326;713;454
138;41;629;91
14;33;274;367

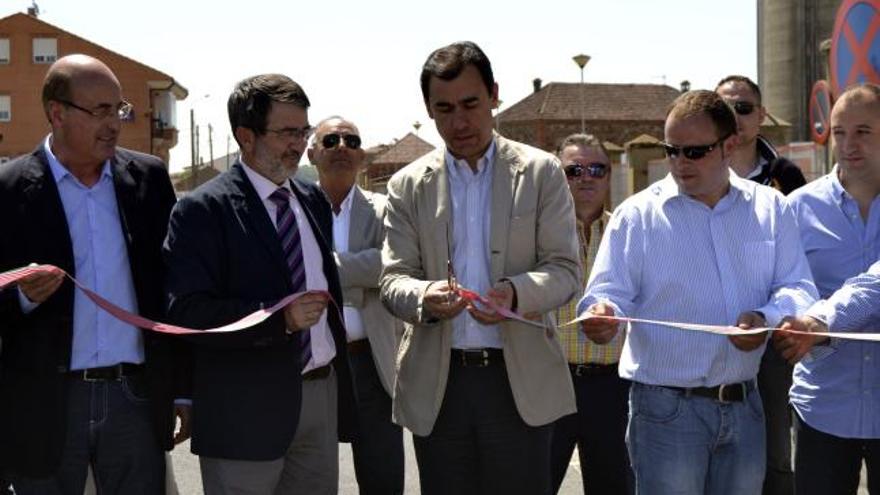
572;53;591;134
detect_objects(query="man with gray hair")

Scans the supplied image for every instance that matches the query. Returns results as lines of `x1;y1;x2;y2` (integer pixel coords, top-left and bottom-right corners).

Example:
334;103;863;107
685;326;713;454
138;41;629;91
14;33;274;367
309;116;405;494
549;134;631;494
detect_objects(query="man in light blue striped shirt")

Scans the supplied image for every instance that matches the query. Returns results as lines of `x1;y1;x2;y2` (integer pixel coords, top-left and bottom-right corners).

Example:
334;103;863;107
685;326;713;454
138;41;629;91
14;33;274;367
774;83;880;495
579;90;818;494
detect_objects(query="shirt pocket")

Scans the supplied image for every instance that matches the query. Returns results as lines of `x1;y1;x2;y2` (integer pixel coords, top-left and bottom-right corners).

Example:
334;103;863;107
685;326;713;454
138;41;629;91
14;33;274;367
742;240;776;294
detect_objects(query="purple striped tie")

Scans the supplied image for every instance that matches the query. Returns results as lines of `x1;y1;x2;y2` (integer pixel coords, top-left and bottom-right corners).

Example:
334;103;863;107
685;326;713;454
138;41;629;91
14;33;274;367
268;188;311;367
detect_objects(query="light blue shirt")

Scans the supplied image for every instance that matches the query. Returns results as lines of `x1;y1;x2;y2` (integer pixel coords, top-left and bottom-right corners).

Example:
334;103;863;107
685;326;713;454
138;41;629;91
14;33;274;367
446;140;499;349
790;168;880;439
24;138;144;370
580;173;817;387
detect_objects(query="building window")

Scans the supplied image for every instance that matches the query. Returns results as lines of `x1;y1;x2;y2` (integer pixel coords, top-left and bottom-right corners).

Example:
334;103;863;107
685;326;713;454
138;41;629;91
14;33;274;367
32;38;57;64
0;39;9;64
0;95;9;122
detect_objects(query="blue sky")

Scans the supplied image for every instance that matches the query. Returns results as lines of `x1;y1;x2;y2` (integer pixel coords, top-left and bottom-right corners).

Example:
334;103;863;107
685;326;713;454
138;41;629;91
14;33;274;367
2;0;758;171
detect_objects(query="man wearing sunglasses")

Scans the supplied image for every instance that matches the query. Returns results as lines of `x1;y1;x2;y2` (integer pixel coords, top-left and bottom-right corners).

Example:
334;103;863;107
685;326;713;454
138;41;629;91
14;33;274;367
580;90;817;494
0;55;186;494
163;74;356;494
549;134;632;495
770;83;880;495
380;41;580;494
716;74;807;495
309;117;405;494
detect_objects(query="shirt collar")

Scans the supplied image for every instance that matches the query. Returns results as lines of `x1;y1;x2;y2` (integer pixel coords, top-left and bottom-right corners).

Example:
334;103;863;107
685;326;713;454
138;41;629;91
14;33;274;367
43;135;113;185
333;185;356;217
444;137;497;179
653;169;751;205
829;164;848;205
745;156;769;180
239;158;293;202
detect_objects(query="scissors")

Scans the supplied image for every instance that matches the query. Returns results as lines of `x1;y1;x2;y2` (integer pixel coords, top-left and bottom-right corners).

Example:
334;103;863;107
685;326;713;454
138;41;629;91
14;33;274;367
446;224;458;303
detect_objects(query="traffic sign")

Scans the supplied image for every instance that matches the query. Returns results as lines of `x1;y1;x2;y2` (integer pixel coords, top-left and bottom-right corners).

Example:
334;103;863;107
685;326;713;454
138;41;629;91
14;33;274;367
830;0;880;97
809;80;832;144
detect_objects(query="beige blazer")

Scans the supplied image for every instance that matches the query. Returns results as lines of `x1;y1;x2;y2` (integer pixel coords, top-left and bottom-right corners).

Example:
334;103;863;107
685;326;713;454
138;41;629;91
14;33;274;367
334;187;402;395
380;135;581;436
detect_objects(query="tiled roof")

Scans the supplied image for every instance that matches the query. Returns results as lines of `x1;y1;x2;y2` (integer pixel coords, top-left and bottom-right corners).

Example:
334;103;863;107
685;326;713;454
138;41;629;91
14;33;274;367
625;134;663;147
370;133;435;165
498;82;680;122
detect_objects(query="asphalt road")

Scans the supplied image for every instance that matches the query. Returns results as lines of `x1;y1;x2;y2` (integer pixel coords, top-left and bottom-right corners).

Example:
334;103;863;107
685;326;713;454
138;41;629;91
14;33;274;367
167;437;869;494
168;435;588;494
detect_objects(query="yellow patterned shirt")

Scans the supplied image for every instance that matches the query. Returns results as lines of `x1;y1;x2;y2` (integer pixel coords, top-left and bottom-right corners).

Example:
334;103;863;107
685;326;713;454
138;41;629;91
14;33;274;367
556;212;624;365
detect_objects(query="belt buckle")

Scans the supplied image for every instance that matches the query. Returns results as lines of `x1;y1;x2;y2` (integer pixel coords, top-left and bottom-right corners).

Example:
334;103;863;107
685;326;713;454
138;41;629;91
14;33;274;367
717;383;746;403
81;369;101;382
460;349;489;367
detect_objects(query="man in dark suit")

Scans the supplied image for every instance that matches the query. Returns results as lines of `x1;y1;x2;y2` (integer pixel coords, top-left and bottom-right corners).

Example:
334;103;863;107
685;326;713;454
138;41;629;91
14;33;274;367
163;74;356;494
0;54;185;494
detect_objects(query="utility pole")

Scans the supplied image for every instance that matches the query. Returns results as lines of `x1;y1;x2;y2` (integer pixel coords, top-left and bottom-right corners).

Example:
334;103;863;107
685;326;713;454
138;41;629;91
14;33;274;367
189;109;197;191
208;124;215;170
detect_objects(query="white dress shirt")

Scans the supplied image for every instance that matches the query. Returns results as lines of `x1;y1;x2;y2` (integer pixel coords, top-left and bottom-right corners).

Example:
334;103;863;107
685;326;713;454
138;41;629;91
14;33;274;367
240;161;335;372
446;139;501;349
331;186;367;342
580;173;817;387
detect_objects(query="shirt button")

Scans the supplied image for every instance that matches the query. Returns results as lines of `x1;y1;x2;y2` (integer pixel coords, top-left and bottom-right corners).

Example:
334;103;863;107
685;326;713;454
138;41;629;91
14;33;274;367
866;355;872;361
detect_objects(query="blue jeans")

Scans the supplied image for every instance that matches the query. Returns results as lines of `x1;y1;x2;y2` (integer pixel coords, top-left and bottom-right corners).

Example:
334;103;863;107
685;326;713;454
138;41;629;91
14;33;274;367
13;375;164;495
627;382;766;495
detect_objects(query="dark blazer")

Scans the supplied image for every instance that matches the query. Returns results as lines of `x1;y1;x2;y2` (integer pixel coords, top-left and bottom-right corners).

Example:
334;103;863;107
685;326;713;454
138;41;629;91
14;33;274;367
163;162;356;461
0;145;183;477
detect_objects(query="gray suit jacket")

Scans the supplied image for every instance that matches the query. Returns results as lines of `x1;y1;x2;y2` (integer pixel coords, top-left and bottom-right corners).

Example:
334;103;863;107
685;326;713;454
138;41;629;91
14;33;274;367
380;134;581;436
335;187;402;395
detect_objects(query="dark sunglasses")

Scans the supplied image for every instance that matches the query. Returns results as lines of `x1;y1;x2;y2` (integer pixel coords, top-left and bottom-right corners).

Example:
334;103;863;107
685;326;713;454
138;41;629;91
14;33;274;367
564;162;608;179
321;133;362;150
661;136;728;161
731;101;757;116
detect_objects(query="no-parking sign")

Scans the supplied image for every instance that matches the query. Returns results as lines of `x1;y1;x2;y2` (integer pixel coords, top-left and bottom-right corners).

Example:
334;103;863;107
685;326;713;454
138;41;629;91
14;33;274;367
831;0;880;97
809;80;832;144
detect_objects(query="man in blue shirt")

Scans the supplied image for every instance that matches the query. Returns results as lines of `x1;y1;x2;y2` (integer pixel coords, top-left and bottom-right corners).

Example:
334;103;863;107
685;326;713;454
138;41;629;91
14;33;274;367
580;90;817;494
773;83;880;495
0;55;184;494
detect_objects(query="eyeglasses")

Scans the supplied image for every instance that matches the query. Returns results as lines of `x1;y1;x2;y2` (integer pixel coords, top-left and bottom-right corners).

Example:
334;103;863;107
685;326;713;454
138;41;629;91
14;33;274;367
264;125;314;141
564;162;608;179
661;137;727;161
321;133;362;150
730;101;757;116
56;99;133;120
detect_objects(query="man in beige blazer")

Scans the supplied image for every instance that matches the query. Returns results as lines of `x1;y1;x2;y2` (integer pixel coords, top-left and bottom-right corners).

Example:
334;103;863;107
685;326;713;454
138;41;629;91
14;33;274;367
380;41;580;495
309;116;404;495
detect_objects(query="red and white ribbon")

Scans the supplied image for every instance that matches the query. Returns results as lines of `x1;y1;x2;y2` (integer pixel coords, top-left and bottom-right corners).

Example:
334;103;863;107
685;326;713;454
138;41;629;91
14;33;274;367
0;264;328;335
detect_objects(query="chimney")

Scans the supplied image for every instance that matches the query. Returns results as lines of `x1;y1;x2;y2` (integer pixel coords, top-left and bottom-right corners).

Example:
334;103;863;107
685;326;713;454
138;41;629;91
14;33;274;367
27;1;40;17
680;80;691;93
532;78;542;93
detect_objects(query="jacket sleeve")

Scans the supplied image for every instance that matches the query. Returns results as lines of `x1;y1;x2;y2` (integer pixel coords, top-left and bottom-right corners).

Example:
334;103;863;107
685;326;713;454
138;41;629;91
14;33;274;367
163;195;290;349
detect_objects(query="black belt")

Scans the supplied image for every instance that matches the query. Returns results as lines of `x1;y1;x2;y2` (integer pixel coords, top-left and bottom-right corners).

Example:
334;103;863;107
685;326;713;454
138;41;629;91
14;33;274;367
303;364;332;381
347;339;371;355
69;363;143;382
661;380;755;403
450;348;504;367
569;362;618;377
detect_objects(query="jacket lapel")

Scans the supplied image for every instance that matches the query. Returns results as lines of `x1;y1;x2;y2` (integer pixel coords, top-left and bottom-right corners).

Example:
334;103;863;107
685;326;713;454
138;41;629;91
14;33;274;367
20;147;75;274
348;187;371;252
111;154;138;247
424;153;451;278
489;136;525;281
228;163;290;282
